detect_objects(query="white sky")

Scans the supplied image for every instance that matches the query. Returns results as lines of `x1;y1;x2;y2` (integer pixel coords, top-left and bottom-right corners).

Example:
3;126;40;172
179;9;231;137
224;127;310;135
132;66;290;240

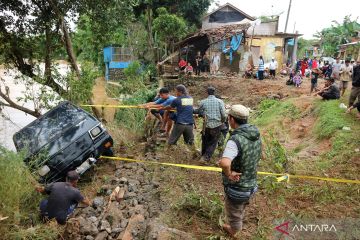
210;0;360;39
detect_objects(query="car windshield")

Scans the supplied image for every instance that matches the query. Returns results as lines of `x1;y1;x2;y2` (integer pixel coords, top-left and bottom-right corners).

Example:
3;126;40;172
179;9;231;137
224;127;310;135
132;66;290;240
14;102;88;154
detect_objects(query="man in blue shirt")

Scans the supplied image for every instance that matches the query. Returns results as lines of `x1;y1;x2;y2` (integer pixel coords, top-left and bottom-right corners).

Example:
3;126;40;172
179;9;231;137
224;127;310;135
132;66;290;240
165;84;194;145
141;87;176;134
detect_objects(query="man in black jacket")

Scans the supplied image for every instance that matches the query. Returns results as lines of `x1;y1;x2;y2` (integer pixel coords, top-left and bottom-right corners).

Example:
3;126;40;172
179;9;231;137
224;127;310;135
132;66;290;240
349;58;360;107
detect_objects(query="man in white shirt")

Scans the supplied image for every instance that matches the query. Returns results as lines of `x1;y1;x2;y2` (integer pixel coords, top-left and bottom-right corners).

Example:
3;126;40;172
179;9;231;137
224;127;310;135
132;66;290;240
339;59;353;96
331;58;342;80
211;54;220;75
269;57;278;79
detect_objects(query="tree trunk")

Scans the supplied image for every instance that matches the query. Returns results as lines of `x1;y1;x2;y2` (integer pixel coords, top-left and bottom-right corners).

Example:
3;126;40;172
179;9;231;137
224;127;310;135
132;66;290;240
0;87;41;118
44;24;52;83
47;0;101;119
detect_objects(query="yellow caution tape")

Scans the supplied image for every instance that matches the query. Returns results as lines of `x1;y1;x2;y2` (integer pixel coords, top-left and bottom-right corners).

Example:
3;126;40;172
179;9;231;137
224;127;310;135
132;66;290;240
100;156;360;185
81;104;176;111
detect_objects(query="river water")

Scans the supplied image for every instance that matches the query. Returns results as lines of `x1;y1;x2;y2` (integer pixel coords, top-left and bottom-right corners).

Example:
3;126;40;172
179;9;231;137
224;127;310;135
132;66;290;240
0;64;70;150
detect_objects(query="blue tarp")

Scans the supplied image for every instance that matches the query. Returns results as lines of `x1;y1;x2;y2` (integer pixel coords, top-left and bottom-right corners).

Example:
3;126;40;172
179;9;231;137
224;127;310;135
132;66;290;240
222;33;243;64
287;38;295;46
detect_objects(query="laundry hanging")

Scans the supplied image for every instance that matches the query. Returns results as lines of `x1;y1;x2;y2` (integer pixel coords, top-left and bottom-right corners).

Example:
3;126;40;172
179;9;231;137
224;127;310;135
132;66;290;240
222;33;243;64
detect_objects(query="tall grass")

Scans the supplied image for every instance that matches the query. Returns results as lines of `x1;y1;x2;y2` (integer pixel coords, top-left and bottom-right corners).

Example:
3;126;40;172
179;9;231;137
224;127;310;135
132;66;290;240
0;147;60;239
115;88;156;134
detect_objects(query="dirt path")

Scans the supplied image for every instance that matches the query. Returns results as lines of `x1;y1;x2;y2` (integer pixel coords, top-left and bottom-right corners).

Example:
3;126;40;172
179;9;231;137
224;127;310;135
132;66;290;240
92;77;119;123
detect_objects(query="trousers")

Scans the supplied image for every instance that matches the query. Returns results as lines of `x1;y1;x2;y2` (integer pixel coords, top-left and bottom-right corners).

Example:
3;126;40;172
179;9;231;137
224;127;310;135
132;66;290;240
201;126;221;160
168;123;194;145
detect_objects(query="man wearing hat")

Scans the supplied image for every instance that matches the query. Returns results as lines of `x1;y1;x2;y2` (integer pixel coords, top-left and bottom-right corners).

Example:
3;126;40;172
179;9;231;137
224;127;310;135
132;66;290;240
36;170;90;224
218;105;262;237
198;86;226;163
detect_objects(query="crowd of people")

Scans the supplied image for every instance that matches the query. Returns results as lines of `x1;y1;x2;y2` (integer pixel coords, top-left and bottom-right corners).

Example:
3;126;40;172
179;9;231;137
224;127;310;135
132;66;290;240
178;52;221;76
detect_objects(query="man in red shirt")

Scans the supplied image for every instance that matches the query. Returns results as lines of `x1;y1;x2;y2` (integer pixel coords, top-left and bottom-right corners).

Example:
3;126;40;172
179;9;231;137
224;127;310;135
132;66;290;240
312;57;318;69
179;58;187;71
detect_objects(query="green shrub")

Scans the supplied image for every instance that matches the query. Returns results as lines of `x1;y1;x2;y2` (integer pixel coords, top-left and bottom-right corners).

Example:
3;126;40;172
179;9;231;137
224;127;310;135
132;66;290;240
0;147;60;239
262;131;288;173
115;88;156;133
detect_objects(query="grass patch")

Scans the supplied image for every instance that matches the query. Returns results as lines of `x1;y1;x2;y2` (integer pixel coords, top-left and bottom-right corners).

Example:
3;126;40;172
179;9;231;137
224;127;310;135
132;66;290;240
173;185;223;223
0;147;60;239
253;99;301;126
313;99;354;139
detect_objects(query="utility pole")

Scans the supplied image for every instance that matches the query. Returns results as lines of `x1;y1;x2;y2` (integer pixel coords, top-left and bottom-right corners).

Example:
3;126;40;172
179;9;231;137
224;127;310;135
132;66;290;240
284;0;292;33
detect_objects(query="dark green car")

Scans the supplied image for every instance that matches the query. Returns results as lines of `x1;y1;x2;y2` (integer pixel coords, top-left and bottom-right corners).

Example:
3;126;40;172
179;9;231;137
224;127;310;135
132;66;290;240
13;101;114;183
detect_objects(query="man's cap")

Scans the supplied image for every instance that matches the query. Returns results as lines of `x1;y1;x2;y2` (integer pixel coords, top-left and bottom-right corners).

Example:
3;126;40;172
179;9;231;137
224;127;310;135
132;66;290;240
227;104;250;119
67;170;80;181
272;57;275;60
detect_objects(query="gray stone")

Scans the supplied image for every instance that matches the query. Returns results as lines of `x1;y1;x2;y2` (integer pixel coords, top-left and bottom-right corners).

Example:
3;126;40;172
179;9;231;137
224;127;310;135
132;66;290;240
128;184;137;193
114;170;122;178
100;220;111;233
94;231;108;240
151;181;160;188
119;177;128;184
88;216;98;223
111;228;122;234
136;168;145;174
128;179;140;186
79;216;99;236
85;236;94;240
145;218;194;240
120;219;128;228
131;199;138;207
125;192;137;199
92;197;105;209
106;189;113;196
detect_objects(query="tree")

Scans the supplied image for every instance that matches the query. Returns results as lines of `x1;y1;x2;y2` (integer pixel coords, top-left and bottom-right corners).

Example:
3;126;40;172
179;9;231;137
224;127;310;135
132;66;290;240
315;16;360;57
0;0;134;117
152;8;187;49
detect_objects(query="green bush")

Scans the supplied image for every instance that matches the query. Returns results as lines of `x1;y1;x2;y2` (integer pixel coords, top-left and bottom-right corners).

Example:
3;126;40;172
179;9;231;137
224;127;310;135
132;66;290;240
115;88;156;133
0;147;60;239
262;131;288;173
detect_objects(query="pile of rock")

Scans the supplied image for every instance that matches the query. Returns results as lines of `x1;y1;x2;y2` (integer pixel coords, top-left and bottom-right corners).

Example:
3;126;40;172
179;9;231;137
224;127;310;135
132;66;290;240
65;162;192;240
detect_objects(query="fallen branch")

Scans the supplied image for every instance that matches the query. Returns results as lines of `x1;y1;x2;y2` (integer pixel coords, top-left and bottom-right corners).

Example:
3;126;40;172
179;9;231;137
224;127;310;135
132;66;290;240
0;83;41;118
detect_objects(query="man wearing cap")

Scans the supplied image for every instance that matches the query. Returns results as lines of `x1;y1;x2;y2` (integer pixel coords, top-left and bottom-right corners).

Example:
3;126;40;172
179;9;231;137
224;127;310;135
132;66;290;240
166;84;194;145
198;87;226;162
36;171;90;224
269;57;278;79
339;59;353;96
218;105;262;237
